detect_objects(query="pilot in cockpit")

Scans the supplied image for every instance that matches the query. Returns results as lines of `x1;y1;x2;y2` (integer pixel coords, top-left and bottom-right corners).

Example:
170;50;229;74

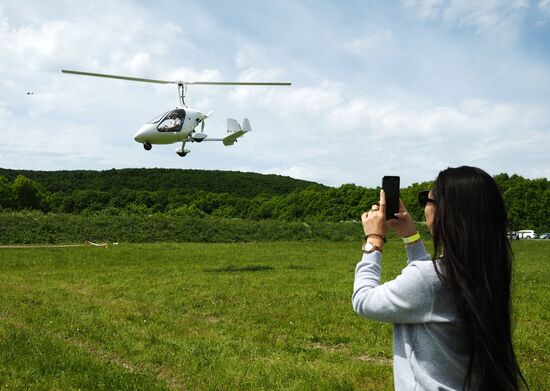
161;111;183;132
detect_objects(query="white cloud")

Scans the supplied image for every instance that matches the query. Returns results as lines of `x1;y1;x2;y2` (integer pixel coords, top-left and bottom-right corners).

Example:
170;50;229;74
230;76;343;120
329;96;547;149
402;0;529;40
234;45;273;69
0;3;187;77
263;166;321;182
344;30;393;54
217;71;550;186
540;0;550;12
402;0;446;19
168;67;223;83
0;103;12;120
445;0;528;32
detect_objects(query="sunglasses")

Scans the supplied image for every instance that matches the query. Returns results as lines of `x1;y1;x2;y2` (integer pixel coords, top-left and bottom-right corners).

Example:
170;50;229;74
418;190;436;207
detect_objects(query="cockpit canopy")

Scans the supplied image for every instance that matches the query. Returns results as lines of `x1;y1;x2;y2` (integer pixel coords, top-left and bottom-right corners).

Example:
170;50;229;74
148;111;168;124
148;109;186;123
155;109;186;132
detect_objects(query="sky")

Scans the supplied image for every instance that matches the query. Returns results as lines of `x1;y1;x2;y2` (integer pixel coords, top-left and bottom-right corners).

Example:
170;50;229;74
0;0;549;187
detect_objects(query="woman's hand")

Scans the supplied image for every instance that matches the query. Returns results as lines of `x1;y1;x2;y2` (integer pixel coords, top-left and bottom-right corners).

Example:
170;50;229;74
387;199;417;238
361;190;387;247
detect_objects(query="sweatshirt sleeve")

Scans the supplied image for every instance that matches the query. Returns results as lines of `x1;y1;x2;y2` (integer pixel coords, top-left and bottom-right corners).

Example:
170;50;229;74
405;241;432;263
352;250;435;324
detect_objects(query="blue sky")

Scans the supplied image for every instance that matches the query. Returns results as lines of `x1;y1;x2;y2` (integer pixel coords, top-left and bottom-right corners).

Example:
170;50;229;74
1;0;549;186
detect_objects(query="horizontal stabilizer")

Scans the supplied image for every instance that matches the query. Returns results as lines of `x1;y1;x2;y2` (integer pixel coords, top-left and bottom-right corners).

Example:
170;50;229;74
223;130;246;146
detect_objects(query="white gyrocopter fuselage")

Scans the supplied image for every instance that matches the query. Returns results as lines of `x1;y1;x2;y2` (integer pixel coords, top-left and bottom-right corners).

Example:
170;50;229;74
135;107;209;145
133;106;252;157
61;69;290;157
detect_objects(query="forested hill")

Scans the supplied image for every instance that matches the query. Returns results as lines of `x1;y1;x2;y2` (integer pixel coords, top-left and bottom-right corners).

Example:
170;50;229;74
0;168;548;231
0;168;320;197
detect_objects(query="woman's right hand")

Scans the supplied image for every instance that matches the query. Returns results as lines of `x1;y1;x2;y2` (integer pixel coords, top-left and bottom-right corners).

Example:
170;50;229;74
387;199;417;238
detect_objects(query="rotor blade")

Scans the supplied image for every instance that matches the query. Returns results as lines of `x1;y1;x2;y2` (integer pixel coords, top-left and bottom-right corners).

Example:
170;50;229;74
188;81;291;86
61;69;175;84
62;69;292;86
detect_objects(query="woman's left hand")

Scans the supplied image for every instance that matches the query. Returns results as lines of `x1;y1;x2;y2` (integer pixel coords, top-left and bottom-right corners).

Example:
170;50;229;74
387;199;416;238
361;190;387;239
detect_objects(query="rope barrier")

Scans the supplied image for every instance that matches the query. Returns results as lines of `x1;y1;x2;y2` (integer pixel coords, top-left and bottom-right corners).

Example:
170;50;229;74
0;241;109;249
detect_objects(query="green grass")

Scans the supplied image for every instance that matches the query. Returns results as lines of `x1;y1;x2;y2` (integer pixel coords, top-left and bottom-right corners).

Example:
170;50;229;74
0;240;548;390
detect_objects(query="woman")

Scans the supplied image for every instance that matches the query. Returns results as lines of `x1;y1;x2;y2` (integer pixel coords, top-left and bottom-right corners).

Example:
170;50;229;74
352;166;528;390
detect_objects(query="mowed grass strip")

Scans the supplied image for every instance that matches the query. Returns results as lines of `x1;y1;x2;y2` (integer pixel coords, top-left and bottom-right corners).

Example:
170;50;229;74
0;241;548;390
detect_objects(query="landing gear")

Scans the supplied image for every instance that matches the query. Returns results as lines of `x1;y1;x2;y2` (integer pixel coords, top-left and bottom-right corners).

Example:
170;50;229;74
176;142;190;157
143;142;152;151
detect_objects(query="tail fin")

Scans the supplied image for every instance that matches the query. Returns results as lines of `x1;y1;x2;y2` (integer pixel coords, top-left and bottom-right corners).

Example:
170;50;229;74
242;118;251;133
223;118;252;145
227;118;241;133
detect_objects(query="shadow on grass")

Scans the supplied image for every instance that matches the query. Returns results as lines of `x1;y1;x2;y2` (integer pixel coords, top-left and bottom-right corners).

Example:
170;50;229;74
204;265;274;273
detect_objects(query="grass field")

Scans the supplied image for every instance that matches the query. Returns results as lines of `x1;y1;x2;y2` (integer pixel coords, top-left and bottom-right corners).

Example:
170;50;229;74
0;240;548;390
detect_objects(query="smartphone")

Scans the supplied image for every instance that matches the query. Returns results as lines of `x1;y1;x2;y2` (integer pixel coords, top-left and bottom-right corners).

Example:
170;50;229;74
382;176;400;220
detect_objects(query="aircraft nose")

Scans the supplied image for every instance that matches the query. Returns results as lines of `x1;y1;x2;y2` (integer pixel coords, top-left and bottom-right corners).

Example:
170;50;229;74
134;124;149;142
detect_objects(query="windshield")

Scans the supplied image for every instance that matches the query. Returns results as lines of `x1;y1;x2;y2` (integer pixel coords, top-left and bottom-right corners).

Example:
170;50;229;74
148;112;168;124
157;109;186;132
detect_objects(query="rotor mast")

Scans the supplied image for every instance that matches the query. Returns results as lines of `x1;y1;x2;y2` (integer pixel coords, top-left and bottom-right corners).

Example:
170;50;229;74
177;82;188;107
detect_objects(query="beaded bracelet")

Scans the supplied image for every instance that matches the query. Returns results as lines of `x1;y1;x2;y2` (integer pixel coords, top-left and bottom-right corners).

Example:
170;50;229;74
364;233;387;243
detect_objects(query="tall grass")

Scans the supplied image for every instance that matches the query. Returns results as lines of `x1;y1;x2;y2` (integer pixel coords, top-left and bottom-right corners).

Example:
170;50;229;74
0;211;367;244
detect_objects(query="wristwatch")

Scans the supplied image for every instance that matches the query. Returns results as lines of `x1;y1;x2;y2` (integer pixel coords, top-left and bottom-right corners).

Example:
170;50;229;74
362;242;383;253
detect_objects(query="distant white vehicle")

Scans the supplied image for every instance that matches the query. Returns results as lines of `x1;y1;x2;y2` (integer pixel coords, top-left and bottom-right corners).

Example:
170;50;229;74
517;230;537;239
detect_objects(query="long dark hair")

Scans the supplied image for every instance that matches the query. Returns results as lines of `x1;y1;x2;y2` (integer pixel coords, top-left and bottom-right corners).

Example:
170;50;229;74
431;166;528;391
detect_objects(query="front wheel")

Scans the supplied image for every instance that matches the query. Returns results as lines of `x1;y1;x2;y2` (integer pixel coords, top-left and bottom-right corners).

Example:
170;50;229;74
143;142;152;151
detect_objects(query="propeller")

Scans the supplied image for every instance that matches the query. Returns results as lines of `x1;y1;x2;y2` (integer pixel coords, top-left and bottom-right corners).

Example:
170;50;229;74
200;110;212;132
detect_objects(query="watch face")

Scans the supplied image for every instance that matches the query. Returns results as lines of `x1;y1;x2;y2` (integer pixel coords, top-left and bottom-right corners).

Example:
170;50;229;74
362;242;375;252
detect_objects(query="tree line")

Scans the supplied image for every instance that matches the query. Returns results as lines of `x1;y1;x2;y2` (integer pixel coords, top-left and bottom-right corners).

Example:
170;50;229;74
0;169;548;231
0;168;317;197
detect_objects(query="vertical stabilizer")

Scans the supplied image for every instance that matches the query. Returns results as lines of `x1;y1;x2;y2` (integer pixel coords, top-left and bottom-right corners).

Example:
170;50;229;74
242;118;251;133
227;118;241;133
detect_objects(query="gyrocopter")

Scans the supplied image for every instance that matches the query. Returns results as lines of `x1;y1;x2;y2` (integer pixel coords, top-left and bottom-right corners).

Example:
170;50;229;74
61;69;291;157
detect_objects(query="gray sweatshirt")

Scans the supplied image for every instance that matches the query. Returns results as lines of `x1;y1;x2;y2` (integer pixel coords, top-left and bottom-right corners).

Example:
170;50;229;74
352;241;471;391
